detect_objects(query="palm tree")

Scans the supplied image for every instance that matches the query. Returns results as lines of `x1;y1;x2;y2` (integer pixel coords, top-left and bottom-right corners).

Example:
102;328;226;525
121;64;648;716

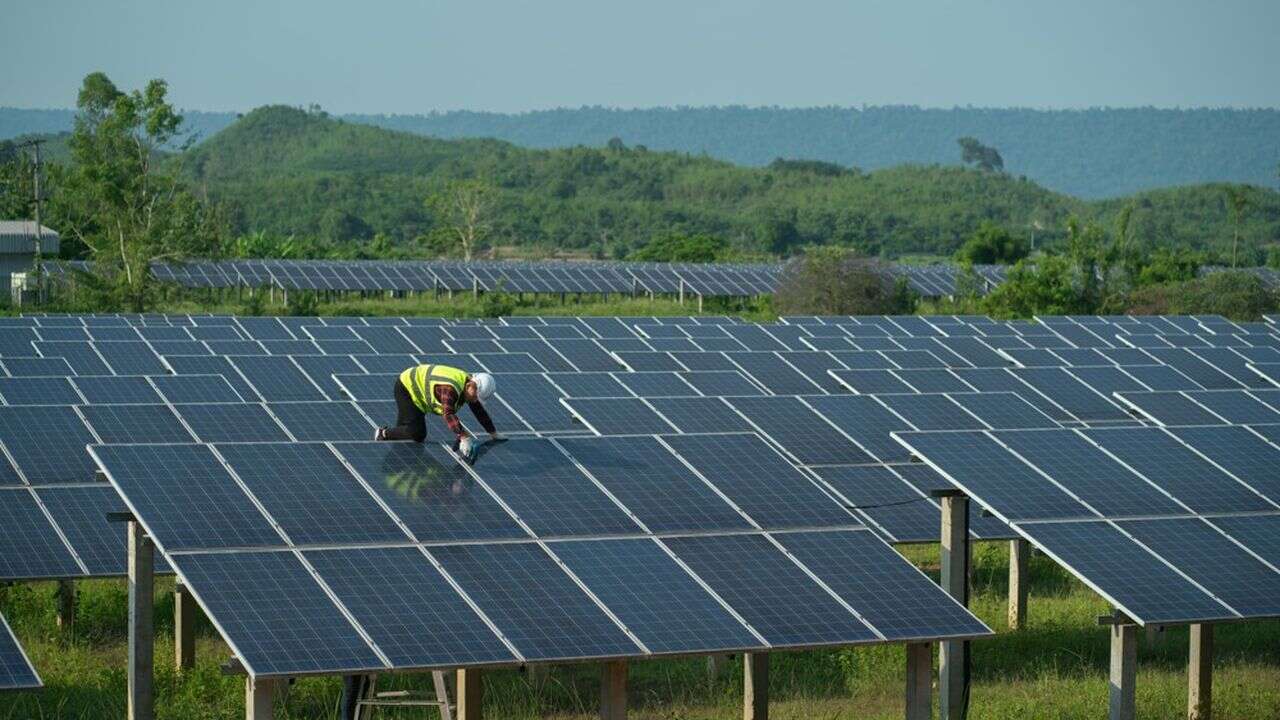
1224;186;1250;267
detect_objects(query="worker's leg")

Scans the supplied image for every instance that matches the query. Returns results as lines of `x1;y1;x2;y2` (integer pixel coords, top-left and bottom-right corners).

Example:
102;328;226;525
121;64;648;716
382;380;428;442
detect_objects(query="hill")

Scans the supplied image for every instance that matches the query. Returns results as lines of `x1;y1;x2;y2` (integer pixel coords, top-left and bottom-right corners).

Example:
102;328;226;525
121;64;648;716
4;105;1278;198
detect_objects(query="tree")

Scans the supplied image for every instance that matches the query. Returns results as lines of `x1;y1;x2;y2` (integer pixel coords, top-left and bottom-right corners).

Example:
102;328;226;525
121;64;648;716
955;222;1028;264
774;247;915;315
58;73;223;310
629;233;727;263
425;179;494;261
1224;186;1250;267
958;137;1004;172
0;141;37;220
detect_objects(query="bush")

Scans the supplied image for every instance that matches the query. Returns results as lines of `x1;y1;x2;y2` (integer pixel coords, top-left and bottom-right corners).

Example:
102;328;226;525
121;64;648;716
1123;271;1276;320
629;233;729;263
955;222;1028;265
982;256;1092;318
773;247;915;315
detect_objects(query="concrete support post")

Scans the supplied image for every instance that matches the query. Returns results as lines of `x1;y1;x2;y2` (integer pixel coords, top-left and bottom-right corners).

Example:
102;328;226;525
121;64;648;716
127;521;154;720
678;279;685;305
457;668;482;720
904;642;933;720
1008;538;1029;630
175;583;196;671
56;579;75;633
1109;623;1137;720
1188;624;1213;720
600;660;627;720
938;493;969;720
743;652;768;720
245;677;274;720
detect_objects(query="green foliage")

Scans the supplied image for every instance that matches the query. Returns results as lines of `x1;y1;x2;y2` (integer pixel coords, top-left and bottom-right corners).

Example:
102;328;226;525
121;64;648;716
1124;271;1277;320
983;256;1090;318
773;247;916;315
628;232;728;262
284;290;319;316
955;222;1029;264
958;136;1004;172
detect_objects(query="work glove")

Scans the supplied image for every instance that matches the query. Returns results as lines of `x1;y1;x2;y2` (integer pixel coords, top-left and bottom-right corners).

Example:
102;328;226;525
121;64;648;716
459;435;479;464
489;432;506;442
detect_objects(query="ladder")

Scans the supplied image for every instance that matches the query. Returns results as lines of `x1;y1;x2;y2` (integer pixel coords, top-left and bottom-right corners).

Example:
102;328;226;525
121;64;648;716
351;671;455;720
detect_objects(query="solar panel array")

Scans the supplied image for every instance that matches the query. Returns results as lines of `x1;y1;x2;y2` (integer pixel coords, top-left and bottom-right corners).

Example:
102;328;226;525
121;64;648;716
41;260;1009;298
6;310;1280;687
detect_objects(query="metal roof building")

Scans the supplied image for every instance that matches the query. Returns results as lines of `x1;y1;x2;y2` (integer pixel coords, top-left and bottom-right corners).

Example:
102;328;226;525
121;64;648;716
0;220;60;296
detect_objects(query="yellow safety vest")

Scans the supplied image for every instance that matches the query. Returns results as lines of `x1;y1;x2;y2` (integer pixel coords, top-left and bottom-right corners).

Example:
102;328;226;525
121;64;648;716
399;364;469;415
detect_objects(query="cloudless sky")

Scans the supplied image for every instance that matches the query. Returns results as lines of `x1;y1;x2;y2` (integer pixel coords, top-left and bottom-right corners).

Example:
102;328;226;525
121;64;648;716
3;0;1277;113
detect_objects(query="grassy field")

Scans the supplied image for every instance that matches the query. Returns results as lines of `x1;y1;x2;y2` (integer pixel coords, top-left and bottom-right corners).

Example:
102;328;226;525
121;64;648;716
4;543;1278;719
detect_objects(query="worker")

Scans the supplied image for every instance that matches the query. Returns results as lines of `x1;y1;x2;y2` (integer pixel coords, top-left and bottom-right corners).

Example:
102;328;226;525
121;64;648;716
374;363;502;462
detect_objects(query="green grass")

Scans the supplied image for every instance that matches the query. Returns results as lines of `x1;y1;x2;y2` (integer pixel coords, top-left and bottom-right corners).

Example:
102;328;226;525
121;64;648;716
4;543;1278;719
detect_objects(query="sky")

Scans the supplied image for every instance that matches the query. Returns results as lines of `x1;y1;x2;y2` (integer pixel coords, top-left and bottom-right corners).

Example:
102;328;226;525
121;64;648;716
3;0;1278;114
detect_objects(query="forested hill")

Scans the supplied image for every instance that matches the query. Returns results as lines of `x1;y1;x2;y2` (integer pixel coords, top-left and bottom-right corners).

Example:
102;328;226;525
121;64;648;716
178;106;1279;260
4;105;1278;198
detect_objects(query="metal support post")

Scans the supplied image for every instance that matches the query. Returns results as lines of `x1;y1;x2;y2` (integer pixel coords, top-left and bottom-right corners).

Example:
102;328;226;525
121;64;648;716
1107;618;1137;720
934;490;969;720
56;579;75;632
127;521;154;720
600;660;627;720
175;582;196;671
245;676;275;720
743;652;768;720
1009;538;1029;630
457;668;482;720
1188;624;1213;720
904;642;933;720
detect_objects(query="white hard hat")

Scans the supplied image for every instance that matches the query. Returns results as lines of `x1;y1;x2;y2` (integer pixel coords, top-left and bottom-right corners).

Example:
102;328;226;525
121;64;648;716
471;372;496;400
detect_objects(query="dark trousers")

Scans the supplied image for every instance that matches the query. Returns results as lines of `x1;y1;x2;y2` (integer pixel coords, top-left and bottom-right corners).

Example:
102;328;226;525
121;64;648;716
383;380;427;442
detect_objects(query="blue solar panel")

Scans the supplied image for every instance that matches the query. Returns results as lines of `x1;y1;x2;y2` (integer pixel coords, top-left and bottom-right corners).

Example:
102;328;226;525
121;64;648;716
776;530;989;640
1020;520;1232;624
613;351;682;372
94;342;167;375
993;429;1187;517
1;356;74;376
0;406;98;484
215;443;407;546
946;392;1059;429
678;370;762;396
728;352;823;394
728;396;875;465
563;398;675;435
663;533;877;648
35;485;136;576
331;442;526;542
352;326;418;354
655;396;754;433
1168;425;1280;505
1012;368;1129;422
876;394;985;431
1146;348;1242;390
778;352;848;392
0;612;40;689
555;339;623;371
431;542;642;661
267;401;375;442
499;339;575;372
1116;518;1280;617
80;404;195;443
236;317;295;341
803;395;914;463
73;376;162;404
89;443;283;551
172;551;385;677
468;439;642;537
472;352;545;373
1082;427;1274;513
0;488;82;579
828;351;896;370
552;372;632;398
492;374;577;432
1210;515;1280;569
174;403;289;443
1114;391;1221;426
1185;390;1280;424
829;369;916;394
292;355;364;400
165;356;256;401
894;430;1090;521
663;433;858;529
613;372;695;398
0;376;81;405
815;466;937;543
151;374;244;403
305;546;516;667
557;435;751;533
889;369;975;394
551;538;762;654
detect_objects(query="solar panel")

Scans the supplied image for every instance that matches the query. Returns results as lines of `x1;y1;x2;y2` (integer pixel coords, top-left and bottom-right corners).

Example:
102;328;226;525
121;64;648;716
1209;515;1280;568
35;485;134;576
775;530;990;641
1167;425;1280;504
663;533;877;648
172;551;385;677
889;369;975;394
79;404;195;443
662;433;858;529
0;612;40;689
728;352;824;394
493;374;578;432
0;406;98;483
174;403;290;443
73;376;162;404
150;374;244;403
803;395;914;463
89;443;283;551
562;398;676;435
727;396;874;465
1146;348;1241;390
814;466;937;543
1115;518;1280;617
877;394;985;431
1;356;75;377
829;369;916;394
1012;368;1129;422
0;376;82;405
331;442;526;542
431;542;642;661
613;351;682;372
676;370;761;397
670;351;736;372
215;443;407;546
33;341;111;375
613;372;695;398
551;538;762;655
655;396;755;433
466;439;642;537
1082;427;1274;514
0;488;83;579
292;355;364;400
555;339;624;371
499;339;574;372
304;546;516;667
94;342;167;375
777;352;847;392
1119;364;1202;391
267;401;375;442
946;392;1059;429
557;435;751;533
471;352;545;373
1184;390;1280;424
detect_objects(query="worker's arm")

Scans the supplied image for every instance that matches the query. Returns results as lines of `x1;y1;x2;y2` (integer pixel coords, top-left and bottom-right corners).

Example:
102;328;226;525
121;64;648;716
468;400;498;437
436;386;471;442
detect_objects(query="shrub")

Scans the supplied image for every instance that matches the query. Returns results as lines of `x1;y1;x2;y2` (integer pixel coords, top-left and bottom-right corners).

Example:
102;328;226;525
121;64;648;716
773;247;915;315
1123;271;1276;320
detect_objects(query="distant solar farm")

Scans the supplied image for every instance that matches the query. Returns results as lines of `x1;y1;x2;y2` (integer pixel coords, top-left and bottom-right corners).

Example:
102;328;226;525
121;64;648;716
2;310;1279;720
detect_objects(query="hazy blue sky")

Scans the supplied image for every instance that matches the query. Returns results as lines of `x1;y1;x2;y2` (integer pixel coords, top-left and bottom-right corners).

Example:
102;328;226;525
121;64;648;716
3;0;1277;113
